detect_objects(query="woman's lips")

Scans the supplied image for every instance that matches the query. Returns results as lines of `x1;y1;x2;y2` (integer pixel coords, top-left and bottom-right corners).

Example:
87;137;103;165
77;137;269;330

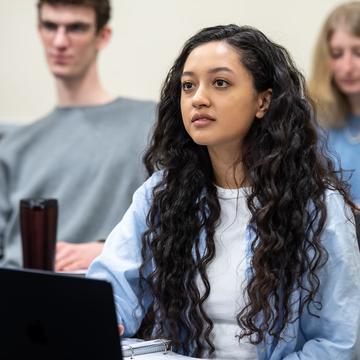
191;113;215;127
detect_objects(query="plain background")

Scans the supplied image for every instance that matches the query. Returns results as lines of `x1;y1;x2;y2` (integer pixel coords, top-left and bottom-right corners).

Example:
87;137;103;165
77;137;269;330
0;0;346;124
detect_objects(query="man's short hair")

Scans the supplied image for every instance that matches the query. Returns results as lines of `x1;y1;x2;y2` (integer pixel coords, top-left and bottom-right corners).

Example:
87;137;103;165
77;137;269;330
37;0;111;32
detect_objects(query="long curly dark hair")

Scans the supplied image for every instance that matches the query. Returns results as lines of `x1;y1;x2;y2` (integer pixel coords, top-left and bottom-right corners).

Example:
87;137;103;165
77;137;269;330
139;24;355;357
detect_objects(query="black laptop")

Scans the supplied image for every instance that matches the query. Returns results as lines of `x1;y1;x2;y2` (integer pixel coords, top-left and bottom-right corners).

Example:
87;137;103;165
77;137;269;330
0;267;123;360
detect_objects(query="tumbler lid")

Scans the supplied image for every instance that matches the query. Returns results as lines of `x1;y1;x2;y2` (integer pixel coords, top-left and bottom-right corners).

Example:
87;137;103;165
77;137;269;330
20;198;58;209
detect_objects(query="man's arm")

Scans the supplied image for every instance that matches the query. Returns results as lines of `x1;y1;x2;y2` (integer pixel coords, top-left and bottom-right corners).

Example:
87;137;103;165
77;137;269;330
0;146;11;266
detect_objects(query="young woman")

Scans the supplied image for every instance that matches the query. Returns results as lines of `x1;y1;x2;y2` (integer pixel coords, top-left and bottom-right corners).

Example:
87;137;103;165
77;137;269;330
87;24;360;359
309;1;360;204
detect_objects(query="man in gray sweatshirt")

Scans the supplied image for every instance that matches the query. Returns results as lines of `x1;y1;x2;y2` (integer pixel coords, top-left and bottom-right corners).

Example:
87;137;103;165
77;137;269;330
0;0;155;271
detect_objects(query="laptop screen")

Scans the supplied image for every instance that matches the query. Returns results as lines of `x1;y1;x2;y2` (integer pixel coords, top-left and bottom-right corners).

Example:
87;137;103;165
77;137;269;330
0;268;123;360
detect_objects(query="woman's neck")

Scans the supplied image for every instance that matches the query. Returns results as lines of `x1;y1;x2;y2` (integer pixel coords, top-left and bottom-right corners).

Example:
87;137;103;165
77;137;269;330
348;94;360;117
208;146;246;189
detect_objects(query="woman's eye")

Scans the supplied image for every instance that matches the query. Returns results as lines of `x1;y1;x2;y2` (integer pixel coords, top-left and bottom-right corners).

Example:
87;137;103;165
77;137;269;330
353;48;360;57
182;82;194;91
214;79;229;88
330;50;343;59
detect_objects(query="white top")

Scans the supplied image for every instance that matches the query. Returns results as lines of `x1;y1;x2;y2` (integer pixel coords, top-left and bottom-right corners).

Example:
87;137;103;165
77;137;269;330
197;186;257;359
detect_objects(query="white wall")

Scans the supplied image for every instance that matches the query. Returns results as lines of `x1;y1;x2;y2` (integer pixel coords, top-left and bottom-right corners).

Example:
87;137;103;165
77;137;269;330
0;0;346;124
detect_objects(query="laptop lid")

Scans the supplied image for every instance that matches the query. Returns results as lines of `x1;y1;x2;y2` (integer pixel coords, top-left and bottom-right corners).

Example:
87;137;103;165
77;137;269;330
0;267;123;360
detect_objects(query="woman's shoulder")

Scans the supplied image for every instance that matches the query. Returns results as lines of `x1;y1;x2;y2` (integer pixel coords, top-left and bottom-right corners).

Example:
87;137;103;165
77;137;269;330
323;188;354;227
142;170;165;190
324;188;352;217
322;188;358;257
133;170;165;201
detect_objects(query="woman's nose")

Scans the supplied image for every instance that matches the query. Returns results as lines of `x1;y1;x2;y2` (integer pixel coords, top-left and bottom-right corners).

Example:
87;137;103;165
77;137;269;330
192;85;211;108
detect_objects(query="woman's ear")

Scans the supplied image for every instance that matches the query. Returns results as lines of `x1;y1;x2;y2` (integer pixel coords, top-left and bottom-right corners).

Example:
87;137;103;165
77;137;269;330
256;89;272;119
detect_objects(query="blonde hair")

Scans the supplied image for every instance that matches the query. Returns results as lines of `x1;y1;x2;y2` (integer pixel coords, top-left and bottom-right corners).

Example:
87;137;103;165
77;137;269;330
309;1;360;128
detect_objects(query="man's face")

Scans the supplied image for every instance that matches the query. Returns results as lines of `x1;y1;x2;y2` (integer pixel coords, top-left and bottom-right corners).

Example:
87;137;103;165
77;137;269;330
38;4;105;80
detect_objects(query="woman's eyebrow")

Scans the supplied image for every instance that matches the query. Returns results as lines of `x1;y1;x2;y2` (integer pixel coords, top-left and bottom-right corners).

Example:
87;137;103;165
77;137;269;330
181;67;234;78
207;67;234;74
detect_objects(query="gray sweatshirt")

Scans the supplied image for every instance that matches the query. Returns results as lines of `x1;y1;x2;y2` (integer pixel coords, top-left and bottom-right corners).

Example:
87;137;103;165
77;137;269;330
0;97;156;267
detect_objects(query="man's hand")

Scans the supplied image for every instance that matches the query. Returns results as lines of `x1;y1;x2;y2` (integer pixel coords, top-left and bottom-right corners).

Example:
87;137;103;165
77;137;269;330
55;241;104;272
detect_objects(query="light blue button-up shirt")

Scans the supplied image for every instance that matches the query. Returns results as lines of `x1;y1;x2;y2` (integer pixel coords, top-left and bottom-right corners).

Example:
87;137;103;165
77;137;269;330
87;171;360;359
327;115;360;205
